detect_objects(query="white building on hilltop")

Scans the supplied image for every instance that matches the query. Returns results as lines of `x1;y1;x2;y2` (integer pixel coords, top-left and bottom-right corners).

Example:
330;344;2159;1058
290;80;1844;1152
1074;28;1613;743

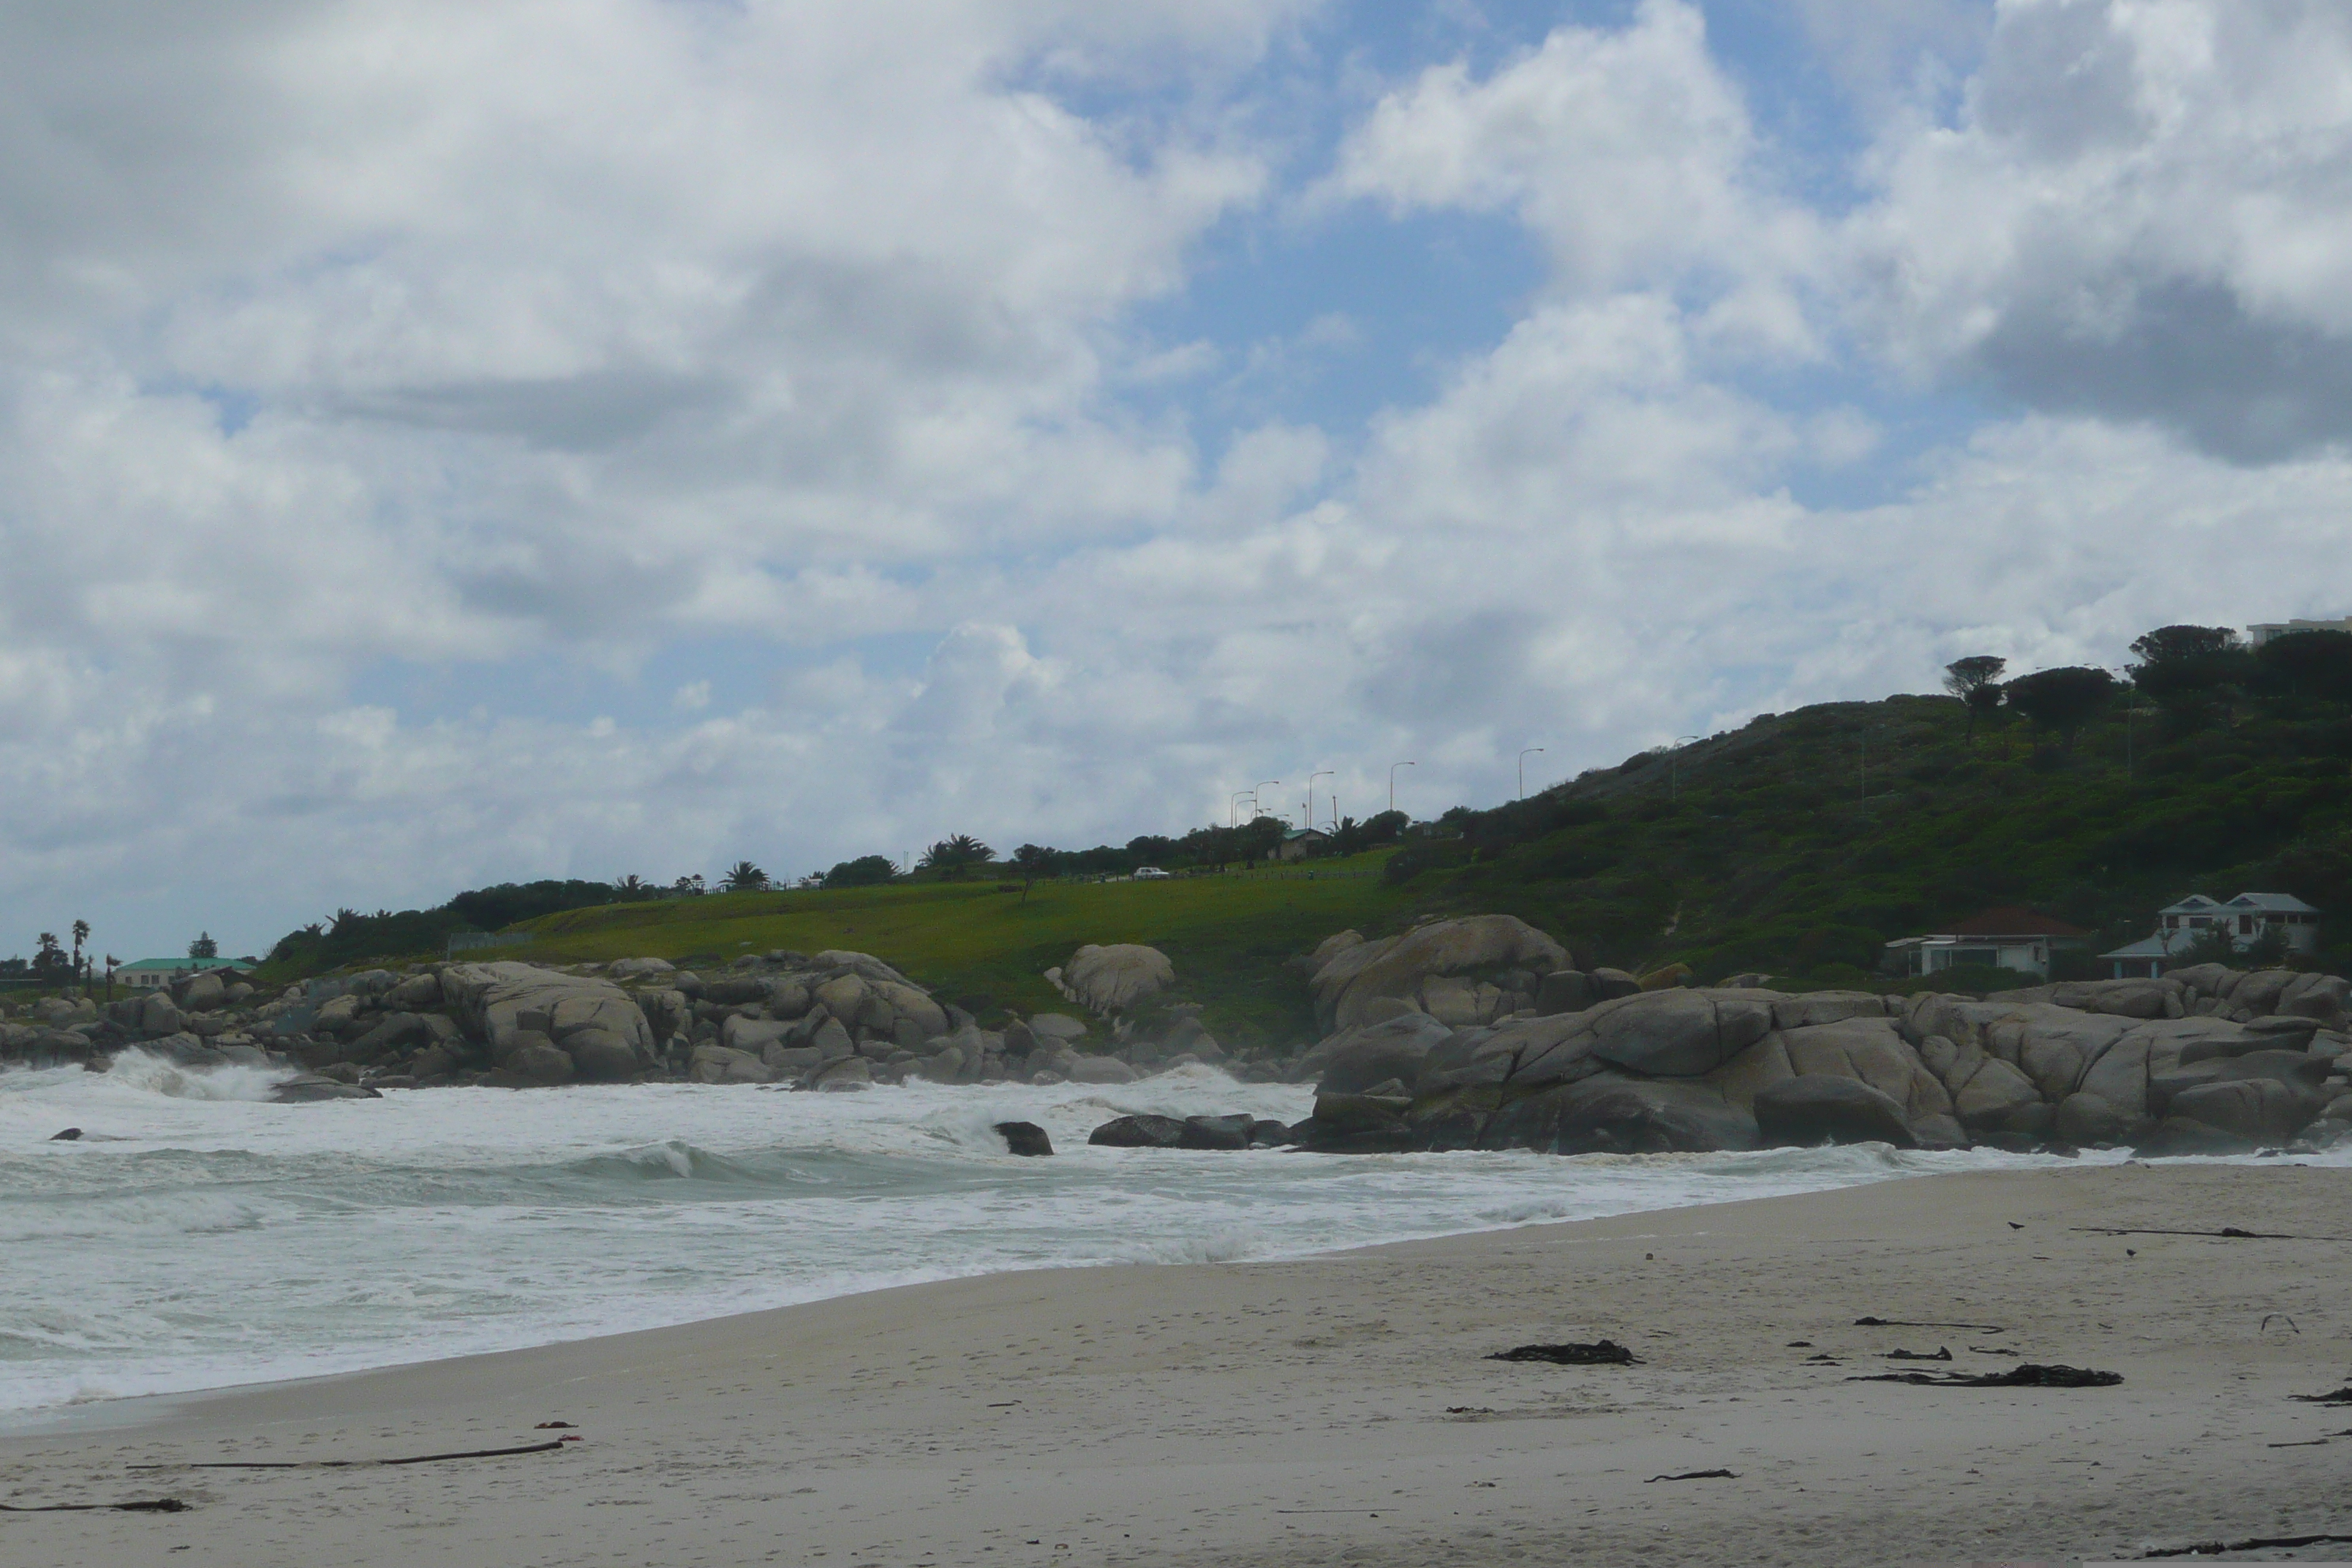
2100;892;2323;978
2248;616;2352;649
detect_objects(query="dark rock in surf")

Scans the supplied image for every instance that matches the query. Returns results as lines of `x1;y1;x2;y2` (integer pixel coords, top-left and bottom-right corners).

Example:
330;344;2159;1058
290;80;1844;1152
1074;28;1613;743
1177;1113;1256;1150
995;1120;1054;1157
270;1075;385;1103
49;1127;82;1141
1088;1114;1188;1149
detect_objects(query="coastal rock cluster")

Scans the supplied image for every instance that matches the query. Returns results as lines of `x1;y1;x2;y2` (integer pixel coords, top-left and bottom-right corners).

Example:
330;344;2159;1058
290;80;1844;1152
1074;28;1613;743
5;908;2344;1160
0;943;1236;1097
1285;931;2352;1157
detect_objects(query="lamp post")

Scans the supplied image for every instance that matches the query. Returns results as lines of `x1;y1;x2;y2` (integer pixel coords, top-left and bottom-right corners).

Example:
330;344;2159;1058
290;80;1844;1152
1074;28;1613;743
1230;789;1251;828
1670;735;1701;801
1253;780;1280;823
1308;770;1333;837
1518;747;1544;800
1389;761;1414;816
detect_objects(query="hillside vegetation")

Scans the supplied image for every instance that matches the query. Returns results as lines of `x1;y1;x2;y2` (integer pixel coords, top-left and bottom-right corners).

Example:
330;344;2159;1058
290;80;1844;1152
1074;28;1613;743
1392;682;2352;986
262;625;2352;1045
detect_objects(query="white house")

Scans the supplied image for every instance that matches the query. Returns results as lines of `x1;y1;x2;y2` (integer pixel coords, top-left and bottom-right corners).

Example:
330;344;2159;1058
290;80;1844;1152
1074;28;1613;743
116;956;255;991
2101;892;2323;977
1885;908;2093;979
2248;616;2352;649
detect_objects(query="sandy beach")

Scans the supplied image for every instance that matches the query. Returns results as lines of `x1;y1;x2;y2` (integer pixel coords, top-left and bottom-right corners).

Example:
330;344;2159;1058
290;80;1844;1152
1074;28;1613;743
7;1161;2352;1566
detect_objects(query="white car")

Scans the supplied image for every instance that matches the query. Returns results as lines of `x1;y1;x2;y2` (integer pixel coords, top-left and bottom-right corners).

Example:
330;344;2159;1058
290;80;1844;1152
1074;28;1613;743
1131;866;1170;880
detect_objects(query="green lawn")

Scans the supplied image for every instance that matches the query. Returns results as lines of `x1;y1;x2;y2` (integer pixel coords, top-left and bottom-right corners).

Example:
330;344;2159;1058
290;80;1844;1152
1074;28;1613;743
511;855;1413;1049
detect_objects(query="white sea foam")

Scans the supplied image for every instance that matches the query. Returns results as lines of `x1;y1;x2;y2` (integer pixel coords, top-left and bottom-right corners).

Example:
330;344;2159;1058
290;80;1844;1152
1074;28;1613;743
3;1059;2334;1424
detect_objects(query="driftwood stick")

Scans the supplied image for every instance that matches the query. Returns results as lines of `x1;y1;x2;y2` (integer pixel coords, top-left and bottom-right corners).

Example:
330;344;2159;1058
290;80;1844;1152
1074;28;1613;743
0;1498;188;1513
132;1437;572;1471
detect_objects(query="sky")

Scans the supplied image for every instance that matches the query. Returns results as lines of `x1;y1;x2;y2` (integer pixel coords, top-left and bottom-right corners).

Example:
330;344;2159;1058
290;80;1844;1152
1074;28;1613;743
6;0;2352;960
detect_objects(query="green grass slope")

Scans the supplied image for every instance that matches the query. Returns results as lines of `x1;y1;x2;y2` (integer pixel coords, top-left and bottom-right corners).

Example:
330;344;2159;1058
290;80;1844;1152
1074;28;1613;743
1390;692;2352;986
509;859;1411;1049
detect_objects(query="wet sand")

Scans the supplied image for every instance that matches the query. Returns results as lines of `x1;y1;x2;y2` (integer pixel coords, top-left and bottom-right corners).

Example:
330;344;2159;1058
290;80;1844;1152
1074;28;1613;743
7;1161;2352;1566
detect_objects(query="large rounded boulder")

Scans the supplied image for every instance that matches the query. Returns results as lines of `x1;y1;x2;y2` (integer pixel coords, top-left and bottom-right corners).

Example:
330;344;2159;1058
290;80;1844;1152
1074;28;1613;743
1308;915;1567;1031
1753;1075;1918;1149
1056;945;1175;1015
445;961;657;1084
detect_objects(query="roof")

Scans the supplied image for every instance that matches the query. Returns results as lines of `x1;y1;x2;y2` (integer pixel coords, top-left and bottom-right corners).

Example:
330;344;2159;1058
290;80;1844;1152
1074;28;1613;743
1281;828;1330;841
1945;907;2092;938
116;956;255;974
2100;935;2180;960
2225;892;2321;913
2159;894;2226;914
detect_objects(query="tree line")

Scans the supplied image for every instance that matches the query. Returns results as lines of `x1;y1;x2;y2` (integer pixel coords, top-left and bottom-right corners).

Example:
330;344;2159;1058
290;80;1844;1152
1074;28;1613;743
1940;623;2352;749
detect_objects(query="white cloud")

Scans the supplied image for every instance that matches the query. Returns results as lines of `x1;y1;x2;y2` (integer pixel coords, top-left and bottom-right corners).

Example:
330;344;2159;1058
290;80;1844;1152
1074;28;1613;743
1852;0;2352;458
5;0;2352;962
1327;0;1823;356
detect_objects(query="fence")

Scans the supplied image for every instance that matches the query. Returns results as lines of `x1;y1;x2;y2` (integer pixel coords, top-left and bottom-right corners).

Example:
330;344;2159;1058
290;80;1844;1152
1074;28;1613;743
446;931;535;957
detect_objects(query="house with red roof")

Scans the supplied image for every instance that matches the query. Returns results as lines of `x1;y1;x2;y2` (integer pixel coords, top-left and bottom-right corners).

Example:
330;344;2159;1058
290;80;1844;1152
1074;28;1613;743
1882;908;2093;981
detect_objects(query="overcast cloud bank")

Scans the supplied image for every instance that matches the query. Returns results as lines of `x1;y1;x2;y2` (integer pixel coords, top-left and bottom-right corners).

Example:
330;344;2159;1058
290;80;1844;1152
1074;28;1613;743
4;0;2350;954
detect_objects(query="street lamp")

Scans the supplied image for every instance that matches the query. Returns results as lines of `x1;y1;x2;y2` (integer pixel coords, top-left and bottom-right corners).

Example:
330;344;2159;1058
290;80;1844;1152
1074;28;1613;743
1518;747;1545;800
1670;736;1701;800
1253;780;1280;823
1308;770;1333;836
1389;761;1415;816
1229;789;1252;828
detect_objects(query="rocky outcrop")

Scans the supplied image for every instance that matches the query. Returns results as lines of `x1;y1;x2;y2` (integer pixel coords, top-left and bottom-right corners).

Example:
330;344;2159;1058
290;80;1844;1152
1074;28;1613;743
1286;959;2352;1157
1754;1076;1916;1149
1308;915;1569;1031
444;961;657;1084
1052;945;1175;1015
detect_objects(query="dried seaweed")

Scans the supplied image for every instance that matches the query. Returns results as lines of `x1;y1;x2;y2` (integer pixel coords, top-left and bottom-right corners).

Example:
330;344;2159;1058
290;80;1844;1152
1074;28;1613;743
1844;1363;2126;1382
1486;1340;1643;1365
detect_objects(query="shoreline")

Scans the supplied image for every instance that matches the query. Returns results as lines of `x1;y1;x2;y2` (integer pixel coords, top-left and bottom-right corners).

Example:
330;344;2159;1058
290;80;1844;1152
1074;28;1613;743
1;1122;2017;1437
10;1162;2352;1565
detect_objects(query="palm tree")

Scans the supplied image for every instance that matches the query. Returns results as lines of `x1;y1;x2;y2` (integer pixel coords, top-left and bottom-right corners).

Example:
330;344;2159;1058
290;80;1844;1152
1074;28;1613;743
918;834;995;876
613;874;653;900
721;861;769;893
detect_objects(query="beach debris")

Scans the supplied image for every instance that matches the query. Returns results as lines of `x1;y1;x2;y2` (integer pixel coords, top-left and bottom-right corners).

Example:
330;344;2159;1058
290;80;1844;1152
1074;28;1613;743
2260;1313;2300;1334
533;1421;576;1429
133;1437;576;1470
1853;1316;2005;1332
1785;1341;1812;1348
1444;1406;1496;1416
1646;1470;1737;1482
1968;1346;2018;1356
1849;1363;2121;1388
2008;1222;2023;1229
1882;1347;1953;1361
993;1121;1054;1157
48;1127;82;1141
0;1498;188;1513
1486;1340;1643;1366
2144;1529;2352;1558
2072;1225;2344;1242
2269;1439;2331;1447
2288;1387;2352;1404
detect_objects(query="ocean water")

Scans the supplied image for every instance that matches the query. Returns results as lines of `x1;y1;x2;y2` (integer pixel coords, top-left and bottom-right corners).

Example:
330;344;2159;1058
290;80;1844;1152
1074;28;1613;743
1;1051;2104;1422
